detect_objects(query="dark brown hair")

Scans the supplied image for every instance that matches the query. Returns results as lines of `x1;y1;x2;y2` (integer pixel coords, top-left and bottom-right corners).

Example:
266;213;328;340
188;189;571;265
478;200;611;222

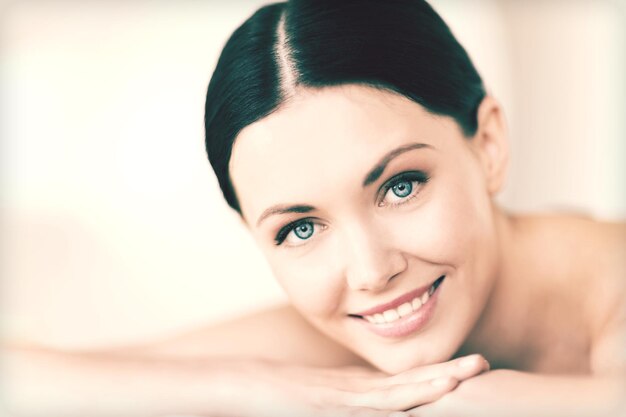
205;0;485;213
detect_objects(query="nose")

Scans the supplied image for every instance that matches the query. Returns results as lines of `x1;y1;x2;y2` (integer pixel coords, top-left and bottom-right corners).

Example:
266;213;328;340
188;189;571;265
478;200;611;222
342;220;407;292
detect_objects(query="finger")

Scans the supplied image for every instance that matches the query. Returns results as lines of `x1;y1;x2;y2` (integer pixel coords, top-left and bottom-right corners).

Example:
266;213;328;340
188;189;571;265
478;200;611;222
269;402;391;417
340;376;459;410
386;354;489;385
313;365;388;381
322;406;409;417
330;366;388;378
338;355;489;394
319;374;390;393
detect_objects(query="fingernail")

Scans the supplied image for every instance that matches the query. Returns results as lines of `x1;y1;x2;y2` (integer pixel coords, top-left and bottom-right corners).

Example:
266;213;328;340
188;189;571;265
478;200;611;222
459;355;478;368
431;376;451;386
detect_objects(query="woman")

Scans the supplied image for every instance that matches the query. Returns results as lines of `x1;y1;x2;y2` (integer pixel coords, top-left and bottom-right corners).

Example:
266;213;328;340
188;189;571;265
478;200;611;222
4;0;625;416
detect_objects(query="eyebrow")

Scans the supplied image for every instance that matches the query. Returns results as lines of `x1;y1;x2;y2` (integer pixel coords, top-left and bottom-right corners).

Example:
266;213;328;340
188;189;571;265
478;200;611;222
256;142;433;227
257;204;315;227
362;142;432;187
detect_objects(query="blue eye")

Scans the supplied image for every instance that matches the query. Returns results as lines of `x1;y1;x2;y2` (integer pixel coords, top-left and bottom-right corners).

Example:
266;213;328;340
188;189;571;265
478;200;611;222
293;222;314;240
275;219;324;246
380;171;429;207
391;181;412;198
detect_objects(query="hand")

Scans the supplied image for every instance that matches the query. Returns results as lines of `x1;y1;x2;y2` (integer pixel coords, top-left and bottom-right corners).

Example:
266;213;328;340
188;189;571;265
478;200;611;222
222;354;489;417
403;369;626;417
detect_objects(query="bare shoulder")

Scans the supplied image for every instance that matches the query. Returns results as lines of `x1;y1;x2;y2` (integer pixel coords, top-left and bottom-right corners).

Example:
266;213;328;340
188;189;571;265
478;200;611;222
583;218;626;373
542;214;626;373
126;304;366;368
525;213;625;282
542;214;625;307
566;216;625;299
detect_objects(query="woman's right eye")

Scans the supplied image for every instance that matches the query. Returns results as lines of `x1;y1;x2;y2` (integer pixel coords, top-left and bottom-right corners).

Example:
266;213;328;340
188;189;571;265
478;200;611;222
274;219;324;247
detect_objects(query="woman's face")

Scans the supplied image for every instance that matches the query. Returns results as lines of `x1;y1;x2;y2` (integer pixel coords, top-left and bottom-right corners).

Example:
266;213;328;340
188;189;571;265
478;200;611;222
230;85;504;373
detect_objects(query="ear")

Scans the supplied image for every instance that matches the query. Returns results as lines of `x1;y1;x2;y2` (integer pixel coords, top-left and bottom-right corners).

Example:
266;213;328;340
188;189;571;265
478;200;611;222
470;96;509;196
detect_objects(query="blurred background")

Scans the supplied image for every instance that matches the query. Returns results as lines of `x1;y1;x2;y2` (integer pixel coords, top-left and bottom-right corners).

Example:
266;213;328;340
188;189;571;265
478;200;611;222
1;0;625;349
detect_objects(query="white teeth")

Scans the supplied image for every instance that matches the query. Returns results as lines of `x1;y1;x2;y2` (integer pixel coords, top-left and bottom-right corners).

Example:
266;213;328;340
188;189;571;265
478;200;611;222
365;295;426;325
383;309;400;322
361;280;442;325
397;302;413;317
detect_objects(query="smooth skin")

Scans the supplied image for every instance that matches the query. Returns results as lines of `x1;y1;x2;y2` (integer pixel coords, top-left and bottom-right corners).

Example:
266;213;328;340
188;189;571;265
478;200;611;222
3;85;625;416
230;84;626;414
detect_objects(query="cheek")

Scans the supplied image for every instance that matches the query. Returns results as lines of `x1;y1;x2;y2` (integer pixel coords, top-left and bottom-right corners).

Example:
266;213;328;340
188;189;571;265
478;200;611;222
268;244;345;319
393;170;494;266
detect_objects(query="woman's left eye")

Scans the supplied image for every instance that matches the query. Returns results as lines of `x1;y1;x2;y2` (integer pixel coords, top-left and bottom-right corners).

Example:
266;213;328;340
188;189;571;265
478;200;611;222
379;171;429;207
274;219;325;247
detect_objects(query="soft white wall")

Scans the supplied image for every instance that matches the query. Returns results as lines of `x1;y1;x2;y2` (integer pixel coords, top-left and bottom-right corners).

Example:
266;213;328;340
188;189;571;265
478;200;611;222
498;0;626;218
1;0;286;348
1;0;624;349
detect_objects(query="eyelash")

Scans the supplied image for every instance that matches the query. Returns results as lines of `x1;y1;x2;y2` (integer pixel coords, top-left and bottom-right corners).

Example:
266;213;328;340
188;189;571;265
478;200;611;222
274;218;321;246
378;170;429;207
273;170;430;246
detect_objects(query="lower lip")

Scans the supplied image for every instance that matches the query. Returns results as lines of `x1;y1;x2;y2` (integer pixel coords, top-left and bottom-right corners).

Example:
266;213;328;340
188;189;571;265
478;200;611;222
354;279;444;338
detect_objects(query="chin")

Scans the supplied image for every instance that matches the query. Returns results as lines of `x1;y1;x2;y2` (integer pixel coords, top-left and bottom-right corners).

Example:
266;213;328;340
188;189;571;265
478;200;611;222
353;308;477;374
364;338;461;374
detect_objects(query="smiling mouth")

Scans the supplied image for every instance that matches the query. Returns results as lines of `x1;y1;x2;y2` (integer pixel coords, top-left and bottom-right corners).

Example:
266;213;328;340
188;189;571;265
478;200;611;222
349;275;445;325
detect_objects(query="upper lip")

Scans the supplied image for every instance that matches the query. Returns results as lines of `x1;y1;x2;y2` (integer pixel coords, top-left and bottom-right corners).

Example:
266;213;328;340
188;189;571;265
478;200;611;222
350;276;443;317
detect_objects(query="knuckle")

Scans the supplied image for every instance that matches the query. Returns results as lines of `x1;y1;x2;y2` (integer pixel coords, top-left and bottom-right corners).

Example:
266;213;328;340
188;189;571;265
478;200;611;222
427;376;458;395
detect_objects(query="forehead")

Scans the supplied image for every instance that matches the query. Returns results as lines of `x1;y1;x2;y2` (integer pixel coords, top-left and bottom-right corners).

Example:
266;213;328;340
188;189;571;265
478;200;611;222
229;85;456;221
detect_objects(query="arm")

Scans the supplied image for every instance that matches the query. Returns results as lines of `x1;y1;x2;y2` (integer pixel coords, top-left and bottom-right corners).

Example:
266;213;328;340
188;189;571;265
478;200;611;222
118;304;367;367
1;343;241;417
1;345;490;417
1;304;346;417
1;305;490;417
413;369;626;417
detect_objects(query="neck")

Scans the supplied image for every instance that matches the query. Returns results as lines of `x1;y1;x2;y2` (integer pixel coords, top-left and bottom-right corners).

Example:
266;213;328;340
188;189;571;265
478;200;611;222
456;207;541;370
